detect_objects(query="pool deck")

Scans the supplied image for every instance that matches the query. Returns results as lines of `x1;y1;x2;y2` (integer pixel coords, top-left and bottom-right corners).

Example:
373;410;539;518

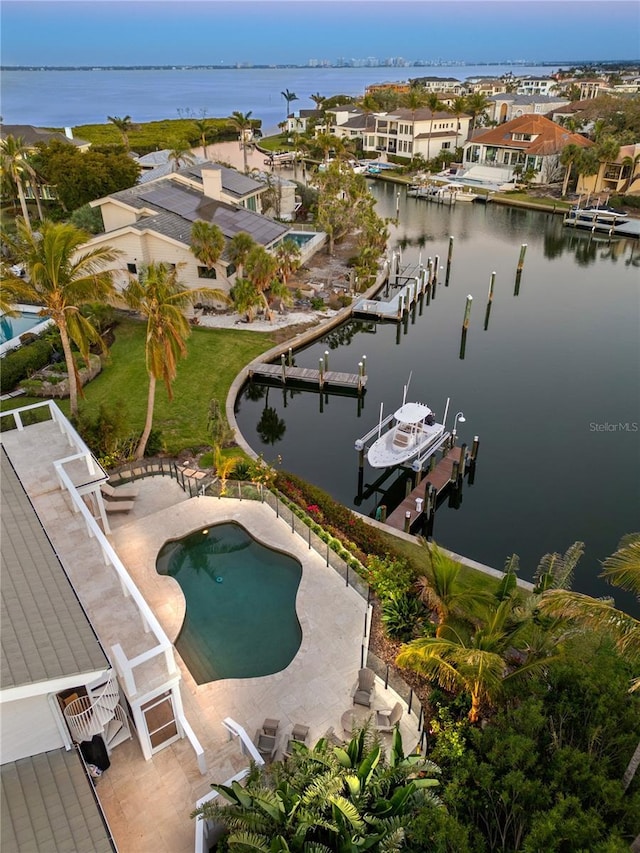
1;418;421;853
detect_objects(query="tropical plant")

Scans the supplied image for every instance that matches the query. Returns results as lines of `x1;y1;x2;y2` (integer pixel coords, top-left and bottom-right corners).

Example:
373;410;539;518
193;117;213;159
167;139;196;171
107;115;134;150
227;231;256;279
192;727;441;851
403;86;428;163
621;151;640;192
1;134;43;228
560;143;584;196
414;542;493;635
190;220;225;273
214;446;241;495
244;244;279;319
228;111;253;172
230;277;262;322
274;238;301;286
1;219;120;416
464;92;491;134
122;261;229;458
449;96;468;150
281;87;298;120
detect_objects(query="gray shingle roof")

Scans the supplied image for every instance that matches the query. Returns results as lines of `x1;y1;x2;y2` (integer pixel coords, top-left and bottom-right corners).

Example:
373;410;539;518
0;124;89;148
189;163;264;199
1;448;108;690
124;183;289;248
1;749;116;853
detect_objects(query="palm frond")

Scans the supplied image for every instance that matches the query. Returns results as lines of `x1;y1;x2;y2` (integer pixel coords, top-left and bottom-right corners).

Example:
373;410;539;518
601;532;640;595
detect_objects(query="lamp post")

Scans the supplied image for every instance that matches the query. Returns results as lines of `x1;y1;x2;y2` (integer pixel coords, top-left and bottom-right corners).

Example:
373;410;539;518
452;411;466;438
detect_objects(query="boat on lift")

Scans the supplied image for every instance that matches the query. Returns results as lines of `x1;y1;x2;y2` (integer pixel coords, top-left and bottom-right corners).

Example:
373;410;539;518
355;377;452;469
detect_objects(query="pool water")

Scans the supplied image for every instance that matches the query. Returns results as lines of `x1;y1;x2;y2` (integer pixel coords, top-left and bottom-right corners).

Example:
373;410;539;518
287;232;314;247
156;522;302;683
0;311;49;344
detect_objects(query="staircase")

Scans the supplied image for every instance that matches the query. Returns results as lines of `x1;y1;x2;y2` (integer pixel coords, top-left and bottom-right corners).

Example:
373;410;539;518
63;673;131;753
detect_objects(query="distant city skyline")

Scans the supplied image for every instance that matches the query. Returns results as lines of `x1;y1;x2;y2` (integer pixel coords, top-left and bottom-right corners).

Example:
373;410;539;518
1;1;638;68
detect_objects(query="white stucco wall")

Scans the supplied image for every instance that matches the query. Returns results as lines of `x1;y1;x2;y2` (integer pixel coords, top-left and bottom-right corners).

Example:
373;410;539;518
1;694;66;763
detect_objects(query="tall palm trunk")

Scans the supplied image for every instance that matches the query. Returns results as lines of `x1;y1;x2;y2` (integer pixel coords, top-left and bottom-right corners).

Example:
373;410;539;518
136;373;156;459
16;180;31;228
30;178;44;221
623;739;640;792
58;321;80;418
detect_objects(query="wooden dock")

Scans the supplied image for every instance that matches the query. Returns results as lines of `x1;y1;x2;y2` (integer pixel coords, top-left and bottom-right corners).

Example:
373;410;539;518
385;447;465;532
248;363;366;392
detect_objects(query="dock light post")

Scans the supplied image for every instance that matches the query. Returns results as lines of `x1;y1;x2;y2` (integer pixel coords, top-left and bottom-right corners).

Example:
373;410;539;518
452;411;466;438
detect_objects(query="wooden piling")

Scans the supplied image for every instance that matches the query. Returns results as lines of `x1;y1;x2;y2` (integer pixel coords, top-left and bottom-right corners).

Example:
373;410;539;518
488;271;496;302
403;511;412;533
459;327;468;360
445;236;454;286
287;347;293;366
450;460;460;483
463;295;473;330
379;505;387;523
323;350;329;371
517;243;527;272
470;436;480;461
281;353;286;383
318;358;324;388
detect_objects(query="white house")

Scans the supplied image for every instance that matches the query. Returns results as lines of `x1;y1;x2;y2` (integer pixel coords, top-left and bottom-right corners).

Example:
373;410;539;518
516;76;556;96
86;162;291;299
488;94;571;125
363;107;471;162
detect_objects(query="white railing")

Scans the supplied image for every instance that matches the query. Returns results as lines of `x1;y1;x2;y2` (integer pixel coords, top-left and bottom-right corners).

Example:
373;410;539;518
194;717;264;853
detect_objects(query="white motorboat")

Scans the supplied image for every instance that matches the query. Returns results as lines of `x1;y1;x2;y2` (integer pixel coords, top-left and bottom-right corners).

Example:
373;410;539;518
366;401;447;468
563;205;640;237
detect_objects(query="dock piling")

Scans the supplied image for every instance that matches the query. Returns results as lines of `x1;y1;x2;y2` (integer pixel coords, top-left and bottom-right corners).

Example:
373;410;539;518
445;236;454;286
281;353;286;383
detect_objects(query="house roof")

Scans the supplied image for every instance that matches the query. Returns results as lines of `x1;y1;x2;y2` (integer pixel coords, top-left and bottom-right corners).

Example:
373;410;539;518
0;124;89;149
109;179;288;248
337;114;377;131
489;94;570;106
0;448;108;691
384;107;464;122
467;114;592;155
1;749;115;853
179;162;264;199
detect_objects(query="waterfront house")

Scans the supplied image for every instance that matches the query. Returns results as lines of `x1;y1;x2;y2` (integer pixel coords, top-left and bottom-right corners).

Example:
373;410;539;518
577;142;640;196
466;78;508;96
462;114;592;185
0;446;118;851
85;162;291;299
515;75;556;96
408;76;465;95
0;123;91;153
285;109;324;134
353;107;471;162
488;94;571;125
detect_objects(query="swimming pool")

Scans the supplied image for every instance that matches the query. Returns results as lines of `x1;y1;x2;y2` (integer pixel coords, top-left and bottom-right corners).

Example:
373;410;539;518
287;232;314;247
0;310;50;345
156;522;302;683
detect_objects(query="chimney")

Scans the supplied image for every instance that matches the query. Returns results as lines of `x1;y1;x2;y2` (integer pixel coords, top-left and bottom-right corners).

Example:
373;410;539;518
64;127;73;140
201;165;223;200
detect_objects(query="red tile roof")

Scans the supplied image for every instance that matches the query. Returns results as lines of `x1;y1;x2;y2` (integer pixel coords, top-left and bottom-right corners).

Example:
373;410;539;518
469;114;592;155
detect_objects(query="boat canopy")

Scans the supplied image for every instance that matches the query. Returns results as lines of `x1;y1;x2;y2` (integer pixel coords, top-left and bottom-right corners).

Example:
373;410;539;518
393;402;432;423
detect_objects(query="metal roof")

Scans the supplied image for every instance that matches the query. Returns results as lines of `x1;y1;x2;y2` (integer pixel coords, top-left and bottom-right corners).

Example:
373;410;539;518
0;448;108;690
1;749;116;852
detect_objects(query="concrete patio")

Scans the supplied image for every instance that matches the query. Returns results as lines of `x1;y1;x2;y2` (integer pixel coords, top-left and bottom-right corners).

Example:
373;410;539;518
1;415;421;853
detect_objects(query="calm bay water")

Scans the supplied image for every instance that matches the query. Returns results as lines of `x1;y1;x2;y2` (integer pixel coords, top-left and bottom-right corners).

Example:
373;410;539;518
235;185;640;611
3;64;554;129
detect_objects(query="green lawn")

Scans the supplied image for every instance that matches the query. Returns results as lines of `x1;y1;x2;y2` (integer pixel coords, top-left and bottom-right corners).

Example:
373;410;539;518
2;317;276;456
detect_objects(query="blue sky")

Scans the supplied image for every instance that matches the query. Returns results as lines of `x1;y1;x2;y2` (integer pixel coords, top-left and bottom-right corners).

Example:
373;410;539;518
1;1;638;67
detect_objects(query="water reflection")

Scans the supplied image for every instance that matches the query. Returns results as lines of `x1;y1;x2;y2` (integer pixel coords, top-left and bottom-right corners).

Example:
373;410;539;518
234;185;640;610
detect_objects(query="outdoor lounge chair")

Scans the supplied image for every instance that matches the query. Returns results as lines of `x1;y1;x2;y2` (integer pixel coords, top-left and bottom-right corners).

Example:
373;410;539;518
353;667;376;708
104;500;135;514
375;702;403;732
101;482;139;500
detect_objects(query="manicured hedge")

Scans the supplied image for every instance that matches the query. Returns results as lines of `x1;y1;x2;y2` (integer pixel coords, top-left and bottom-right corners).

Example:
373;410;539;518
0;338;54;394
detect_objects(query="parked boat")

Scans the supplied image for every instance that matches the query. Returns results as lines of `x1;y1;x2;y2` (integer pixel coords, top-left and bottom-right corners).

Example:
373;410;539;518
446;183;479;202
563;205;640;238
356;380;453;470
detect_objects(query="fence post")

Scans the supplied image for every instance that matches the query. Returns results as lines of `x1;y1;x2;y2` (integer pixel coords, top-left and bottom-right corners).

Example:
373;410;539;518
291;509;295;533
276;494;279;518
384;665;390;690
326;543;329;567
308;526;311;549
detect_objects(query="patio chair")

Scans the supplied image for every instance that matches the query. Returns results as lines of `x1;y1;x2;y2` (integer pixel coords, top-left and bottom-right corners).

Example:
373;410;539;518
283;723;309;758
353;667;376;708
261;718;280;737
101;482;139;501
375;702;403;732
104;500;135;514
254;730;278;761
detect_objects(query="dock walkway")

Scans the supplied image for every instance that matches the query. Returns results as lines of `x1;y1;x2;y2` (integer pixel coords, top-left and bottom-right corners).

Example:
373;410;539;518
385;447;465;532
248;362;366;391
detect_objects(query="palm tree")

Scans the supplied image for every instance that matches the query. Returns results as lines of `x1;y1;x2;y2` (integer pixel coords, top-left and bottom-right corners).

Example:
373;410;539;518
122;262;229;458
449;96;468;151
397;597;552;723
1;135;43;228
275;238;301;286
424;92;446;163
403;86;428;163
192;727;441;849
227;231;255;279
230;277;262;322
167;139;195;172
2;220;120;416
107;115;134;150
414;542;493;635
621;151;640;193
244;244;278;320
537;533;640;791
560;143;583;196
464;92;491;134
190;220;225;274
193;118;212;159
227;111;253;172
281;87;298;121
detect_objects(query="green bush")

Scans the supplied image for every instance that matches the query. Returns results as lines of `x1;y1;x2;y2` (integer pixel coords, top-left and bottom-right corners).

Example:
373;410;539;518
365;554;417;600
0;337;54;393
381;592;425;641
